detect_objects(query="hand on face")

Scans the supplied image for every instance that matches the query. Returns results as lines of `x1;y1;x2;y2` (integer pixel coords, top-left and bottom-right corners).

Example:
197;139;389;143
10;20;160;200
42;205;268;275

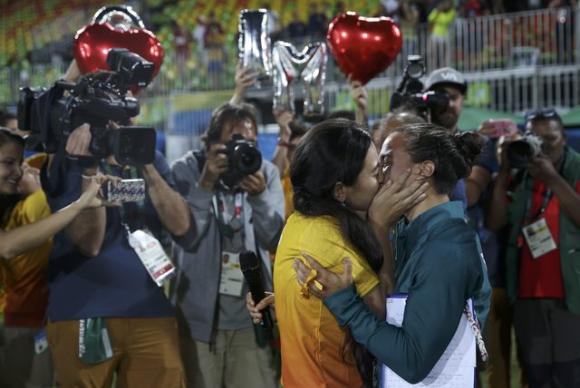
368;168;429;228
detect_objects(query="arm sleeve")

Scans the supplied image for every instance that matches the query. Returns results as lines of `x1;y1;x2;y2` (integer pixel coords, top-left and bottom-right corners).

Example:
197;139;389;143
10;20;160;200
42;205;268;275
20;190;51;224
324;241;470;384
170;156;215;252
247;162;285;251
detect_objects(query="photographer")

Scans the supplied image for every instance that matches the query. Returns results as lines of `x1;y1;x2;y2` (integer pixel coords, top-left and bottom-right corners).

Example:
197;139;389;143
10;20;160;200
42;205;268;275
487;109;580;387
42;122;191;387
171;102;284;388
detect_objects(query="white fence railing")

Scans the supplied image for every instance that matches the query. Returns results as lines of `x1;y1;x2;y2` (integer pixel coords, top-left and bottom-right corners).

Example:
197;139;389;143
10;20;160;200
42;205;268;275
2;6;580;114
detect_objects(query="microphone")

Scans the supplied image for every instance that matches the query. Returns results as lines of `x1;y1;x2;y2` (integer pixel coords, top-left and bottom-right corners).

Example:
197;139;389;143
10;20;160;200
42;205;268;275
239;250;273;329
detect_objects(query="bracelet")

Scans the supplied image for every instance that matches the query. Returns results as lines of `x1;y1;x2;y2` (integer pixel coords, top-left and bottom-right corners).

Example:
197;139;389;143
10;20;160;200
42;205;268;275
277;137;290;147
81;174;97;180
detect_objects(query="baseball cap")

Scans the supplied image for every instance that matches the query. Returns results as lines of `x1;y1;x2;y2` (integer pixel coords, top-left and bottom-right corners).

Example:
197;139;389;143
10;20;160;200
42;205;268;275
425;67;467;95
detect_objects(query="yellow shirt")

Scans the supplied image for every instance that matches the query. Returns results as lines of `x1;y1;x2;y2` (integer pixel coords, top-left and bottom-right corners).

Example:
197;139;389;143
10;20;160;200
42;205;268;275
0;189;52;326
274;212;380;388
428;9;456;38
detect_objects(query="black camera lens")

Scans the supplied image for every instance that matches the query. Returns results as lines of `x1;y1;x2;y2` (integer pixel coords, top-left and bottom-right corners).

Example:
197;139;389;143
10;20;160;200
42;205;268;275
407;62;424;79
233;143;262;175
507;140;533;169
423;91;450;112
406;55;425;79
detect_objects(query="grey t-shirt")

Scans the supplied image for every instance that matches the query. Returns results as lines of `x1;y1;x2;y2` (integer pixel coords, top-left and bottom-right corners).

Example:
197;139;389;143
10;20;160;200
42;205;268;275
216;192;253;331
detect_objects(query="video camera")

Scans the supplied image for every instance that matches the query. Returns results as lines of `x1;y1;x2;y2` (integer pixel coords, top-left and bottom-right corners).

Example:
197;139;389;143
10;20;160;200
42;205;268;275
390;55;449;120
18;48;156;166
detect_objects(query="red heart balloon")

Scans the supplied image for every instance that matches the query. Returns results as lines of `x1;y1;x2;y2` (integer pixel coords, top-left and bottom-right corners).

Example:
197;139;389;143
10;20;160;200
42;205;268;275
74;23;164;82
327;12;402;85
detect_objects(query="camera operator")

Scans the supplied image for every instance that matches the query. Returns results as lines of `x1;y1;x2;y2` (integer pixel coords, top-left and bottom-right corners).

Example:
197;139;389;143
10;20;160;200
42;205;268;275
424;67;497;209
42;121;191;387
487;109;580;387
171;102;284;388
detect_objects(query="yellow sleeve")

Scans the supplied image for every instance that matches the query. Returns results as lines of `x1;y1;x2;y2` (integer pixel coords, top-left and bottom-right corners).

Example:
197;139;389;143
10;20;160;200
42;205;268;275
19;190;51;224
349;252;380;297
299;219;379;297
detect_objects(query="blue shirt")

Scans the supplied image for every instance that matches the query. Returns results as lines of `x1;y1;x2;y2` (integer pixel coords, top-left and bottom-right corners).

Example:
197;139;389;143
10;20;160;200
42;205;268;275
44;152;175;321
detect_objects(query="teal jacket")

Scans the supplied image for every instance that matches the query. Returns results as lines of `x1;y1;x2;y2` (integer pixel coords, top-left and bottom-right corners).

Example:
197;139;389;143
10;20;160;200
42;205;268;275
324;201;491;384
505;147;580;315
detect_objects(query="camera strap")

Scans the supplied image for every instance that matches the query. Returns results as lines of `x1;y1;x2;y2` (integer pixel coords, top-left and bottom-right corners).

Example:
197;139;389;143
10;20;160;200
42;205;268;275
193;150;245;238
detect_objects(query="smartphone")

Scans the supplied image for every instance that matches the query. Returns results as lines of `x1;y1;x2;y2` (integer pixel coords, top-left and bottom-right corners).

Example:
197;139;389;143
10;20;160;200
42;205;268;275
487;119;518;139
104;179;146;203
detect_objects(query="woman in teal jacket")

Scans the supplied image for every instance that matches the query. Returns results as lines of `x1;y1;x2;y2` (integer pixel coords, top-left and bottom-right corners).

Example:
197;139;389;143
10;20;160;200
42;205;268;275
296;123;491;384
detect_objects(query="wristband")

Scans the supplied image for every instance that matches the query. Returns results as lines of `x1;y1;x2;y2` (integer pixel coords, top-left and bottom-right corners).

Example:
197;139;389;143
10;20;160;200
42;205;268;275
277;137;290;147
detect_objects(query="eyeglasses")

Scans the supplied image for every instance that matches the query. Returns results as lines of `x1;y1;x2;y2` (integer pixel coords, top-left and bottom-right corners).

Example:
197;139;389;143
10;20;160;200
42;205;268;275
524;108;560;122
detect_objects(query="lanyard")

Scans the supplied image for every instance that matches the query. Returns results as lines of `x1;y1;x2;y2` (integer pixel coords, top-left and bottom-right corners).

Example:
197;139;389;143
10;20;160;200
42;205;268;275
521;148;567;225
213;191;245;238
523;187;553;224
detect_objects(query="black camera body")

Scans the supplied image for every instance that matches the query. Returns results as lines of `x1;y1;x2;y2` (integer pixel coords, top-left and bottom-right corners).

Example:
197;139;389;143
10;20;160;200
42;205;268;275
390;55;449;120
219;134;263;190
507;134;544;169
18;48;156;166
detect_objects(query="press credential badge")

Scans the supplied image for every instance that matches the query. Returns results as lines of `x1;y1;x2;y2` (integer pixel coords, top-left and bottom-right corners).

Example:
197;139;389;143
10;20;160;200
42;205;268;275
128;229;175;286
522;218;557;259
219;251;244;297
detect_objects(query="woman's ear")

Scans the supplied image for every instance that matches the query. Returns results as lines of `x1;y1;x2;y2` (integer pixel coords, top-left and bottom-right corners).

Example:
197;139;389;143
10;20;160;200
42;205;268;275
416;160;435;178
332;182;347;204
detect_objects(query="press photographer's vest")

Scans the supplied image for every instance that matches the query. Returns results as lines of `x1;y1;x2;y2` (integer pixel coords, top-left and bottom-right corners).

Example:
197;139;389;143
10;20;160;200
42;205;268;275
505;147;580;315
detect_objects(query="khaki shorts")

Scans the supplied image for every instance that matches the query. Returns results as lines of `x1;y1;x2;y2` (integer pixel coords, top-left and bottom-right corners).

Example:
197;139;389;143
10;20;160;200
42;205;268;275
46;317;185;388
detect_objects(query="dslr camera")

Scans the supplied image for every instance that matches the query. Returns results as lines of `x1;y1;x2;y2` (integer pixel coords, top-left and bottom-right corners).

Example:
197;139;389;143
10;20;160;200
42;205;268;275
390;55;449;120
18;48;156;166
506;133;544;169
219;134;263;190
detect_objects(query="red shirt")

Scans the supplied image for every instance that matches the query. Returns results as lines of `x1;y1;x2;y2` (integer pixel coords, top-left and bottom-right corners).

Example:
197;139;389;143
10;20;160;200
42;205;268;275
518;180;580;298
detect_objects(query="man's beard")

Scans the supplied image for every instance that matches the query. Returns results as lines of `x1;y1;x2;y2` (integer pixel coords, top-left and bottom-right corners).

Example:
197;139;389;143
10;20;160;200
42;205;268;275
431;109;459;131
